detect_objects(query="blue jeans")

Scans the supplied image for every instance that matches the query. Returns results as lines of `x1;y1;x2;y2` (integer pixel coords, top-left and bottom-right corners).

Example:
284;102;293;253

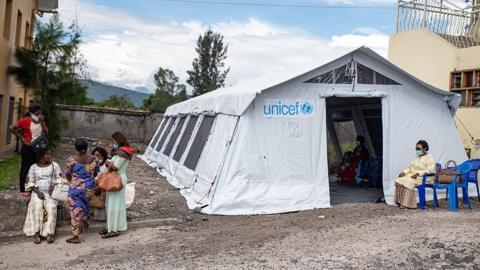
355;160;369;184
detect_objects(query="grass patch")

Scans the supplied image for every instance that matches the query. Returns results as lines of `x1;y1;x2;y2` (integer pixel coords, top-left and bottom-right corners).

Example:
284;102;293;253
0;154;21;190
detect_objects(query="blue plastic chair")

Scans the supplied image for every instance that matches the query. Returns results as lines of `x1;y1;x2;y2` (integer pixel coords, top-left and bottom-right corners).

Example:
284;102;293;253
434;161;473;211
417;163;441;210
467;159;480;201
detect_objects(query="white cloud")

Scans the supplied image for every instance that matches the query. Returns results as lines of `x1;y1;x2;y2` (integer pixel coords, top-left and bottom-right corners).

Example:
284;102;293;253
56;0;389;92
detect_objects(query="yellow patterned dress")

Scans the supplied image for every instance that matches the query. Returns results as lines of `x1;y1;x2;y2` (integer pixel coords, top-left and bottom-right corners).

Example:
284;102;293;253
394;153;436;208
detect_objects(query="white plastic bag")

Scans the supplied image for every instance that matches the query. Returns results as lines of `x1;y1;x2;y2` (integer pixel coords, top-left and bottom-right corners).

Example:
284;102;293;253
125;182;136;209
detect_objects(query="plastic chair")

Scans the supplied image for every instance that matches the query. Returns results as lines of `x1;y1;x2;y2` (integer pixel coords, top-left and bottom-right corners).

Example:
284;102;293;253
417;163;441;210
467;159;480;201
434;161;473;212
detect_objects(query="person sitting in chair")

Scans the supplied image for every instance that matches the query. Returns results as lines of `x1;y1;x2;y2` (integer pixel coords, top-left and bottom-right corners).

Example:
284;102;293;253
338;151;356;184
353;135;370;184
394;140;436;209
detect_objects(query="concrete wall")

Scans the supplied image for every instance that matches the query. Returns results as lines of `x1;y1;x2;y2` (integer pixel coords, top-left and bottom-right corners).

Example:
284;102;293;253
0;0;37;153
388;28;457;90
388;28;480;158
57;105;164;143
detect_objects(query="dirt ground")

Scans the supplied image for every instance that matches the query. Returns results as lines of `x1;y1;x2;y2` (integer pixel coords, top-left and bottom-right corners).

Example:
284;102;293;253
1;142;480;269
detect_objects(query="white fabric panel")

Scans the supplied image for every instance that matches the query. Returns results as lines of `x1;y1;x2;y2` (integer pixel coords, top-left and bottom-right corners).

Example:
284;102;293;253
382;85;468;204
180;115;239;207
204;86;330;215
196;115;238;180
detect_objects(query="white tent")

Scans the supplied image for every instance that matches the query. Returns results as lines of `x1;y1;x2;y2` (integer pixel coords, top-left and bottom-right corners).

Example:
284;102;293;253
141;47;467;215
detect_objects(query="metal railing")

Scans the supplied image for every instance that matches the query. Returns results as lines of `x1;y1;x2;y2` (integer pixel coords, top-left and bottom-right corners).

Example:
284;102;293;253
397;0;480;48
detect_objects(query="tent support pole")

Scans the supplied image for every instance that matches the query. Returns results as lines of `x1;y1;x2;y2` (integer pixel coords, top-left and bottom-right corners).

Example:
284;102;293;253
326;113;343;163
352;106;377;159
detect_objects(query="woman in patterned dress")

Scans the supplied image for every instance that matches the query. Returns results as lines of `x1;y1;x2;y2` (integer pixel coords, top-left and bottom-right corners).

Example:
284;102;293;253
23;147;63;244
65;139;97;244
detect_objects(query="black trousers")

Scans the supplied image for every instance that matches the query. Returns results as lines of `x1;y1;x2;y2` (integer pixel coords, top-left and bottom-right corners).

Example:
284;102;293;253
19;145;36;192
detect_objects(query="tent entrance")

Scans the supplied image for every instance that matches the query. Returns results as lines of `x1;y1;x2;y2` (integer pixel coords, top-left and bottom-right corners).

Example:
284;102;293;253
325;97;383;205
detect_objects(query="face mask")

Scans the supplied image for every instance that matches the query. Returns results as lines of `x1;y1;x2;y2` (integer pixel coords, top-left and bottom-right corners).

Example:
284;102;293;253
416;150;423;157
31;114;39;122
356;141;361;146
97;159;104;164
113;143;119;149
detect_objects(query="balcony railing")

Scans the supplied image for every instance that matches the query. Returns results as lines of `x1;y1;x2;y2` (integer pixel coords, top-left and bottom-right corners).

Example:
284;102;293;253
396;0;480;48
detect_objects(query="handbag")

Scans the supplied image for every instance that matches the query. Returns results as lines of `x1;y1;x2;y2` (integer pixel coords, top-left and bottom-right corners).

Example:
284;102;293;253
437;160;462;184
89;192;106;208
96;163;123;192
49;164;69;201
31;135;48;154
51;183;69;201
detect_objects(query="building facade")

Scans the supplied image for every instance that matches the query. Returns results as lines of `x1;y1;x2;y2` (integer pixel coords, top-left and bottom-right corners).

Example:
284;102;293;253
389;0;480;158
0;0;57;153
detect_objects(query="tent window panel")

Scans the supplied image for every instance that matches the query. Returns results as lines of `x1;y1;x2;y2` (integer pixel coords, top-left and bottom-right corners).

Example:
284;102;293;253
333;65;353;84
156;118;176;151
304;71;334;84
375;72;400;85
183;116;215;171
304;64;352;84
149;117;168;148
173;116;198;162
163;116;186;157
357;63;374;84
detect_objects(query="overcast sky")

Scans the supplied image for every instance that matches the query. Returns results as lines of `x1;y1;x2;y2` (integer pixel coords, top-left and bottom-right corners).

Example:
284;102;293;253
53;0;442;92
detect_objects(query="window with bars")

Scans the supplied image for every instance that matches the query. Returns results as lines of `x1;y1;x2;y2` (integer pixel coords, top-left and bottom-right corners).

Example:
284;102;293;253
450;69;480;107
173;116;198;162
183;115;215;171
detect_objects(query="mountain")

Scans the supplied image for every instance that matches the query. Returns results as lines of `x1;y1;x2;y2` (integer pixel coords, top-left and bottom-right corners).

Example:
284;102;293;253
134;86;153;94
82;80;150;108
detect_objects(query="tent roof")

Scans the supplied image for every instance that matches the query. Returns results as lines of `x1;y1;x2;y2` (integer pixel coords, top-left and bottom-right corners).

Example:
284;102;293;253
165;46;460;116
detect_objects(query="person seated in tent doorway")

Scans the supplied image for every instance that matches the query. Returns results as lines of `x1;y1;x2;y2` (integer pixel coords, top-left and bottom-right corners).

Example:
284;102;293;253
394;140;436;209
353;135;370;184
337;151;355;184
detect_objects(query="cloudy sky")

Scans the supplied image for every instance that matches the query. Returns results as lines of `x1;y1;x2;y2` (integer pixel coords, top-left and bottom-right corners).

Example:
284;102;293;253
56;0;399;92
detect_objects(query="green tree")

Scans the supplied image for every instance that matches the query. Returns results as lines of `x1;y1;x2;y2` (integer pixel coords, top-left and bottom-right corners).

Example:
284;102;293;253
96;95;135;109
187;29;230;97
143;67;188;112
8;15;90;147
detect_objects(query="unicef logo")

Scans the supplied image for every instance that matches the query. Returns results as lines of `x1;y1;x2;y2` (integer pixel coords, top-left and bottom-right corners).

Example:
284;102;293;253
263;100;314;117
301;103;313;114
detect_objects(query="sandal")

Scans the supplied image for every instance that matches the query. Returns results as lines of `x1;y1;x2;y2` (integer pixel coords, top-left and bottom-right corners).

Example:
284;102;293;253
47;234;55;244
34;234;42;244
66;236;81;244
99;228;108;235
101;232;119;239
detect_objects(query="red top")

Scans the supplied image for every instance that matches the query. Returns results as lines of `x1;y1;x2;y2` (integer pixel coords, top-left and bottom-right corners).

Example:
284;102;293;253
16;117;33;145
119;146;134;158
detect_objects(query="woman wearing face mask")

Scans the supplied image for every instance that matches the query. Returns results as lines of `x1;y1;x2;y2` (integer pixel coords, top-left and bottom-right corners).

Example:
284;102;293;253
23;147;63;244
100;131;134;239
90;147;109;221
394;140;436;209
9;104;48;198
